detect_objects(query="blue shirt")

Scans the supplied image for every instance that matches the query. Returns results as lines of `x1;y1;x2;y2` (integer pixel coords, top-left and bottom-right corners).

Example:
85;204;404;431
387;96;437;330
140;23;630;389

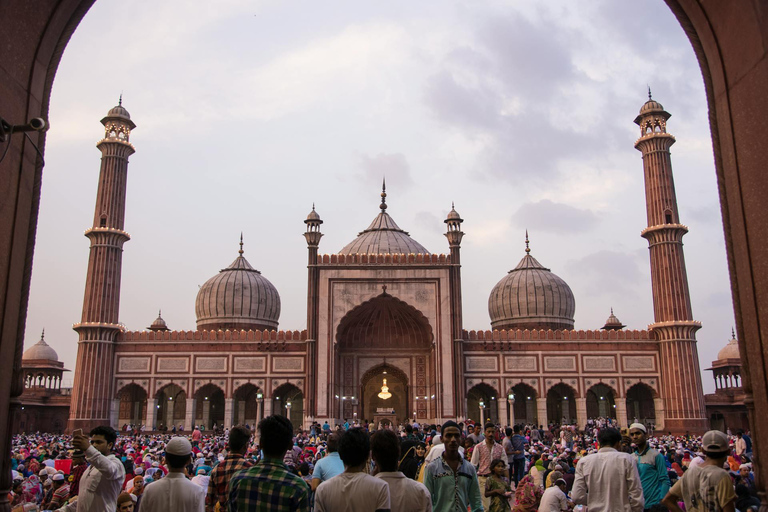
423;455;483;512
511;434;526;460
633;446;670;508
312;452;344;483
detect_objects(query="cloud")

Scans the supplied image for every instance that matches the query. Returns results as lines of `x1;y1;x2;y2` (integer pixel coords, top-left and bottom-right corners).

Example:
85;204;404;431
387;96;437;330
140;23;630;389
511;200;599;234
356;152;414;187
565;250;646;296
414;211;443;235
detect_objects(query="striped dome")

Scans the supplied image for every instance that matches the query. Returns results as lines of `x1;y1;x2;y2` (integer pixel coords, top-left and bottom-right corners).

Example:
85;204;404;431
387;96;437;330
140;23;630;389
339;211;429;255
195;246;280;332
488;251;575;331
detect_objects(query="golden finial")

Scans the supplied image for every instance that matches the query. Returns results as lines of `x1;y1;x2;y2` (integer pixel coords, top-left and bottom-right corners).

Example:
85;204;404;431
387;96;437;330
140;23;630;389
239;232;244;255
380;178;387;211
525;230;531;254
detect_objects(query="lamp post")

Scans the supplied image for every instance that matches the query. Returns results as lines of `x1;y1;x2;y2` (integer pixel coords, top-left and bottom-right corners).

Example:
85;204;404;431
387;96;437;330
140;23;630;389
479;400;485;425
508;393;515;427
286;401;292;422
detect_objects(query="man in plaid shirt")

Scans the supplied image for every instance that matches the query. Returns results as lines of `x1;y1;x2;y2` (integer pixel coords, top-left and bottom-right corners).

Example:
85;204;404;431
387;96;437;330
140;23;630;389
206;425;254;512
228;415;310;511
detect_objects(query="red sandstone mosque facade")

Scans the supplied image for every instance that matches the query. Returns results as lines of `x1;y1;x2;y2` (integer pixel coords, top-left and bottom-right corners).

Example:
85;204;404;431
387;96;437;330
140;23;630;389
15;96;746;435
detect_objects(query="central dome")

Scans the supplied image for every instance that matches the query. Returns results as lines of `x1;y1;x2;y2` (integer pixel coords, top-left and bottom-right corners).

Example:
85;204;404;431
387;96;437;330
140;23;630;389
717;331;740;361
488;237;575;331
338;184;429;255
195;239;280;331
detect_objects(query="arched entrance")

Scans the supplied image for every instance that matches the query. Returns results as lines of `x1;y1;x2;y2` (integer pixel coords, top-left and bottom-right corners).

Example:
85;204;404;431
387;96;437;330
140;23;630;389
234;384;264;428
710;411;726;432
586;383;616;420
335;291;435;423
361;365;409;427
467;383;499;425
508;383;537;426
155;384;186;431
273;383;303;430
195;384;225;430
547;383;577;425
117;384;147;427
626;384;656;425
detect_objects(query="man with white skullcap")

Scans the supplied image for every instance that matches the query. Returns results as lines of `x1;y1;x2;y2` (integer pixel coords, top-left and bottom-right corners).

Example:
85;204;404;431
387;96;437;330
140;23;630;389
49;473;70;509
140;437;205;512
629;422;670;510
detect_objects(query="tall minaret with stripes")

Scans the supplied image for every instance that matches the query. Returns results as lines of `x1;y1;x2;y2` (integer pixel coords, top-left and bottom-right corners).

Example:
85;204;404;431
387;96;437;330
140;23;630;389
68;100;135;432
634;91;707;433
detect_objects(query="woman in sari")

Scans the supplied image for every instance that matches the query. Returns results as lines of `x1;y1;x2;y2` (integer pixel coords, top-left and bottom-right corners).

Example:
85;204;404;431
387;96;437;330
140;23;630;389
511;474;543;512
529;459;545;488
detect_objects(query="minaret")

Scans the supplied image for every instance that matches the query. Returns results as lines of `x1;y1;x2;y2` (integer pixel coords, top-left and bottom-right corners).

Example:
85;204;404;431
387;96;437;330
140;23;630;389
634;92;707;433
304;204;323;421
444;203;465;419
68;99;135;432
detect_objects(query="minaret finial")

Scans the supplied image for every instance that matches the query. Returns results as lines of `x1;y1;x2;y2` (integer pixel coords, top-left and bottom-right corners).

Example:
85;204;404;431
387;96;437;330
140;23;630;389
312;202;316;211
239;232;244;255
648;85;652;100
732;327;736;339
41;328;45;340
451;201;455;209
380;178;387;211
158;309;162;317
611;307;614;315
525;230;530;254
119;93;123;106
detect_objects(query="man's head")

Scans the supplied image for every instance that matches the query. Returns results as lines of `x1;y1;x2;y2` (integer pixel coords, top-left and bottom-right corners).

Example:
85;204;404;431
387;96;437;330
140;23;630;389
338;428;370;469
739;464;752;479
117;492;134;512
506;427;513;437
484;422;496;440
371;429;400;472
474;424;482;435
228;426;252;454
326;433;340;453
442;421;462;456
555;478;567;492
89;426;117;455
258;415;295;459
165;437;193;470
513;424;521;434
702;430;730;461
629;423;647;448
597;427;622;449
52;473;66;488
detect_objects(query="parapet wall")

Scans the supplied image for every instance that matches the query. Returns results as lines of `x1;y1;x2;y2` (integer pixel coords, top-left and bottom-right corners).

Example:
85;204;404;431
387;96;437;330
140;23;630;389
462;328;650;342
119;329;308;342
316;253;451;265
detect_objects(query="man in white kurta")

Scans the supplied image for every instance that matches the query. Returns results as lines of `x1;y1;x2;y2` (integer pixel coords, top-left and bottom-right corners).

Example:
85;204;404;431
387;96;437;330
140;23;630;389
59;426;125;512
140;437;205;512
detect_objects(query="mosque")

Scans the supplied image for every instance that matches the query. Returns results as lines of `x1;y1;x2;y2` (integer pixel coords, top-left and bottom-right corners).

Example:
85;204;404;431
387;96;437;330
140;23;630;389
12;96;748;435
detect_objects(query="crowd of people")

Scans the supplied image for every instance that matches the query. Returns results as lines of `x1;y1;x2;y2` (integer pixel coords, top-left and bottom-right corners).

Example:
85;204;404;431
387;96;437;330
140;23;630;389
8;417;760;511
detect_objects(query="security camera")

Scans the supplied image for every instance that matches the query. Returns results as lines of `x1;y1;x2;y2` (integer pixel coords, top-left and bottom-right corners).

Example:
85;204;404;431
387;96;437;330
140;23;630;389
0;116;48;142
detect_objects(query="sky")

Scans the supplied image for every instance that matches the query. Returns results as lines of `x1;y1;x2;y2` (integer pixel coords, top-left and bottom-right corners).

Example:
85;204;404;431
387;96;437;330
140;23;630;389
24;0;734;394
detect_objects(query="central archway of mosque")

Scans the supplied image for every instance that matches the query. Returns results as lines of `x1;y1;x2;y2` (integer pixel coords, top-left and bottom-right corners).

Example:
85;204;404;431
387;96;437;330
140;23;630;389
335;291;434;423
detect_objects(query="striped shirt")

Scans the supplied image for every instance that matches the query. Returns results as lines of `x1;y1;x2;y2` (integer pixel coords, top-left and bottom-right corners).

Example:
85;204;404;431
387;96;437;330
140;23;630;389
228;457;309;512
205;454;253;512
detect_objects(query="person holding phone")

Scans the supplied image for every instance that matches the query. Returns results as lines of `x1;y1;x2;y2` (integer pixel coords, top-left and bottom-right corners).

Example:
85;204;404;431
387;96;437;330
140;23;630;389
58;426;125;511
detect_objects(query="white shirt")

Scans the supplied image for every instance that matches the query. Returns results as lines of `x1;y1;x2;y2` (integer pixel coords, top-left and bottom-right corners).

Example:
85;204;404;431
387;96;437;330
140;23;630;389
315;472;390;512
375;471;431;512
59;446;125;512
139;472;205;512
190;474;210;490
572;447;644;512
539;485;569;511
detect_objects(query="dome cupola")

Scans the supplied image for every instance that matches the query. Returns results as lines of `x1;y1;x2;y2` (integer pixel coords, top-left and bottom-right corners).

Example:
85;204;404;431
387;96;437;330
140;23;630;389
717;329;741;361
602;308;626;330
339;181;429;255
195;236;280;331
22;330;60;362
488;233;575;331
148;310;169;332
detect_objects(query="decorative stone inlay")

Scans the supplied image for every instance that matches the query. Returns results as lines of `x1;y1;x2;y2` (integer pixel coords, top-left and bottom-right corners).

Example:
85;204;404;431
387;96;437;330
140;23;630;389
273;357;304;372
157;357;189;372
466;356;498;372
358;358;384;377
583;356;616;371
155;379;187;394
196;357;227;372
234;357;266;372
116;379;149;394
119;357;150;372
504;356;536;371
623;356;655;371
544;356;576;371
194;379;226;394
